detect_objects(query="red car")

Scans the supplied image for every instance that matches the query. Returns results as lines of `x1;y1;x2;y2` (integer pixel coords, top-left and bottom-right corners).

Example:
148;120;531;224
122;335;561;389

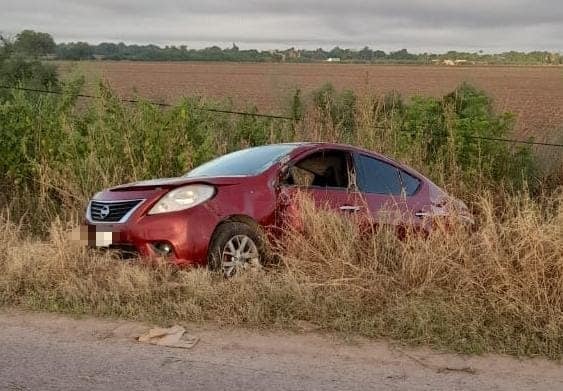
84;143;467;276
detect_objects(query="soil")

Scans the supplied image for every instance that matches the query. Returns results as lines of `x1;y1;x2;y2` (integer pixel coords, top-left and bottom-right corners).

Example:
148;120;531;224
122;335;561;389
58;61;563;141
1;309;561;390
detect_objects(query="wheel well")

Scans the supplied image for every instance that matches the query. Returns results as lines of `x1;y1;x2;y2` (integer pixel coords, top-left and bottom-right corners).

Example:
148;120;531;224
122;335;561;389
210;214;260;241
208;214;276;265
222;214;259;228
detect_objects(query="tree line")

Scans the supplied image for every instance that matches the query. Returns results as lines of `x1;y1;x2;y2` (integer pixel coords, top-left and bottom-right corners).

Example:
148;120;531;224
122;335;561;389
2;29;563;65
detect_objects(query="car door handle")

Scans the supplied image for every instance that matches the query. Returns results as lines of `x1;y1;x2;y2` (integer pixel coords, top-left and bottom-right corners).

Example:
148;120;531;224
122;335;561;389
340;205;361;212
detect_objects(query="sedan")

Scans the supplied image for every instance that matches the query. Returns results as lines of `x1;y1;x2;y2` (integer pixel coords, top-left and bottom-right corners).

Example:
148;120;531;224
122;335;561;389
84;143;467;276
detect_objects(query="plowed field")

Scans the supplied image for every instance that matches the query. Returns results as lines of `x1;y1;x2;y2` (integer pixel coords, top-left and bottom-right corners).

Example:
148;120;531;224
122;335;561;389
59;61;563;141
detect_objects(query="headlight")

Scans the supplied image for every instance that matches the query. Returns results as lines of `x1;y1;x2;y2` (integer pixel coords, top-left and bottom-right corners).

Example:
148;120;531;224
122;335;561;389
92;191;103;200
148;184;215;215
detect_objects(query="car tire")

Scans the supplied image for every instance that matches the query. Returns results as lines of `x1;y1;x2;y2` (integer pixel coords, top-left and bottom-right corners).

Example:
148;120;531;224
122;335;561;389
207;221;267;277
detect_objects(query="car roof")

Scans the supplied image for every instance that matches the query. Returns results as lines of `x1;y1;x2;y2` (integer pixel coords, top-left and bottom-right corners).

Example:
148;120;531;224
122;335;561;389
284;141;401;165
277;142;425;180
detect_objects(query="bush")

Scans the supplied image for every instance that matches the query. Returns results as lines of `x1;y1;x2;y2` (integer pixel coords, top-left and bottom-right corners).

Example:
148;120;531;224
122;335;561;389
443;83;535;187
308;82;538;193
0;35;59;98
311;83;357;139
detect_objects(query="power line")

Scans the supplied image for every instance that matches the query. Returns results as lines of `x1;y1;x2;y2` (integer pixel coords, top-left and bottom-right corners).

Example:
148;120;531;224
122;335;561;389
461;134;563;148
1;84;562;148
397;128;563;148
0;85;295;120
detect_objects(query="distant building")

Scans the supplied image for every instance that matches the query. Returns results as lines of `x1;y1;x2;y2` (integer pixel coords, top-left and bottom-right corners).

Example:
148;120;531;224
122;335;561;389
326;57;341;62
270;49;302;62
286;48;301;60
270;51;285;62
440;59;471;66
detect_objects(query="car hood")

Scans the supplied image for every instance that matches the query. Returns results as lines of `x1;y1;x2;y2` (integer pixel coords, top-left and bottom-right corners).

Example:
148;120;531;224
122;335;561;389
109;176;248;191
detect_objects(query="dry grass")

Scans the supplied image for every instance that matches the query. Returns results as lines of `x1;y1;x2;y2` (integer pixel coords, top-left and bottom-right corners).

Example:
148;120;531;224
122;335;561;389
1;191;562;358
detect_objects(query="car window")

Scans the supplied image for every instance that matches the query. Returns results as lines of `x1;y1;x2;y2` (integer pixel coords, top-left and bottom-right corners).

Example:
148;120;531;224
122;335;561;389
283;150;350;189
356;154;403;195
185;144;299;177
400;170;421;196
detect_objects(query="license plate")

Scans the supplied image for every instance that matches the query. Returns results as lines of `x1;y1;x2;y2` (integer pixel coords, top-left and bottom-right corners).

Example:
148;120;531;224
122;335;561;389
95;230;113;247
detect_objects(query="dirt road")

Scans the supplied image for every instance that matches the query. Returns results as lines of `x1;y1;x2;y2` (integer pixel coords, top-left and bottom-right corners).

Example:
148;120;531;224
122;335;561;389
1;310;561;390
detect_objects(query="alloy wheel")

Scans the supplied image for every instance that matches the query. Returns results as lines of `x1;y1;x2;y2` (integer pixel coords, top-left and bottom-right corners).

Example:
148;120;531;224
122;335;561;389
221;234;261;277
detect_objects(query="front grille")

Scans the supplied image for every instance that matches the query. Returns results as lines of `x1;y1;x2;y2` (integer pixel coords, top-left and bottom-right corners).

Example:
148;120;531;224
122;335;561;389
89;199;143;222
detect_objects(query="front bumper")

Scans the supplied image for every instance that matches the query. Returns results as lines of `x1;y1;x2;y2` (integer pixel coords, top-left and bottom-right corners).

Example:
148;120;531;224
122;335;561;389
83;203;221;266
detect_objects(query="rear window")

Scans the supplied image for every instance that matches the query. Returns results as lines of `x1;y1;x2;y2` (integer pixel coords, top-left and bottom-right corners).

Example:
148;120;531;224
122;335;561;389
356;154;421;196
185;144;298;178
400;171;421;196
356;154;403;195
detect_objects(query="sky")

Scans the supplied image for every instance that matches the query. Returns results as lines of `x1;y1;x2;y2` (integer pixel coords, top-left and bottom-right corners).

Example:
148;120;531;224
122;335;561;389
1;0;562;53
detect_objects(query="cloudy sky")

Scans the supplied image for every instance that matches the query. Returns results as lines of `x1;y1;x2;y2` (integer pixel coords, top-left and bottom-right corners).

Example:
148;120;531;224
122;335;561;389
1;0;562;52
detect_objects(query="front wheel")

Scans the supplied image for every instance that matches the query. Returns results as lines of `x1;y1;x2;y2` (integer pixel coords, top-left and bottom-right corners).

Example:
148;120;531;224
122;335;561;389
207;222;265;278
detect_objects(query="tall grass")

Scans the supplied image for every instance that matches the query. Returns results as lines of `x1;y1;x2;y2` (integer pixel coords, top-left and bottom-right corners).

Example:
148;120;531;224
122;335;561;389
0;78;561;358
0;191;561;357
0;80;546;232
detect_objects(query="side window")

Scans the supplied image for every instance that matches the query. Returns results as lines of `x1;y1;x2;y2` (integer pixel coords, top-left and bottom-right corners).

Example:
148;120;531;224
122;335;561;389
283;150;350;189
400;170;421;196
356;155;402;195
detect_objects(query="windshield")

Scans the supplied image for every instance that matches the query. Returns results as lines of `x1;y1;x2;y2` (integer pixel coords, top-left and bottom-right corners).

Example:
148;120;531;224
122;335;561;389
185;144;299;178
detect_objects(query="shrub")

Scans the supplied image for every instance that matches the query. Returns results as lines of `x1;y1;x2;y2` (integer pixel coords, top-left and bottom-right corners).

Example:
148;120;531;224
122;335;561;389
311;83;357;139
0;35;59;94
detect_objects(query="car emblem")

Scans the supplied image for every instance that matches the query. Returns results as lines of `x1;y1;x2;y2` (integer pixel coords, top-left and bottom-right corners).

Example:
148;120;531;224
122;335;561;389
99;205;110;219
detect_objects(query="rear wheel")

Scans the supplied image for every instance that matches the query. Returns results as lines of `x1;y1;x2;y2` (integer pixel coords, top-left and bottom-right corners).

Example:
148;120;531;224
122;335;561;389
208;222;265;278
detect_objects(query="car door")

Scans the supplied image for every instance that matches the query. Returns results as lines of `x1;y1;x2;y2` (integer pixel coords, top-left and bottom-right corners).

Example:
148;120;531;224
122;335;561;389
277;148;362;228
354;153;424;231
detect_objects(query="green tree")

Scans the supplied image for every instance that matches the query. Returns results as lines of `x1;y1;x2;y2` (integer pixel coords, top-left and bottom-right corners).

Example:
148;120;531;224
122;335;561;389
358;46;374;61
56;42;94;60
0;32;59;97
13;30;56;57
388;49;416;61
